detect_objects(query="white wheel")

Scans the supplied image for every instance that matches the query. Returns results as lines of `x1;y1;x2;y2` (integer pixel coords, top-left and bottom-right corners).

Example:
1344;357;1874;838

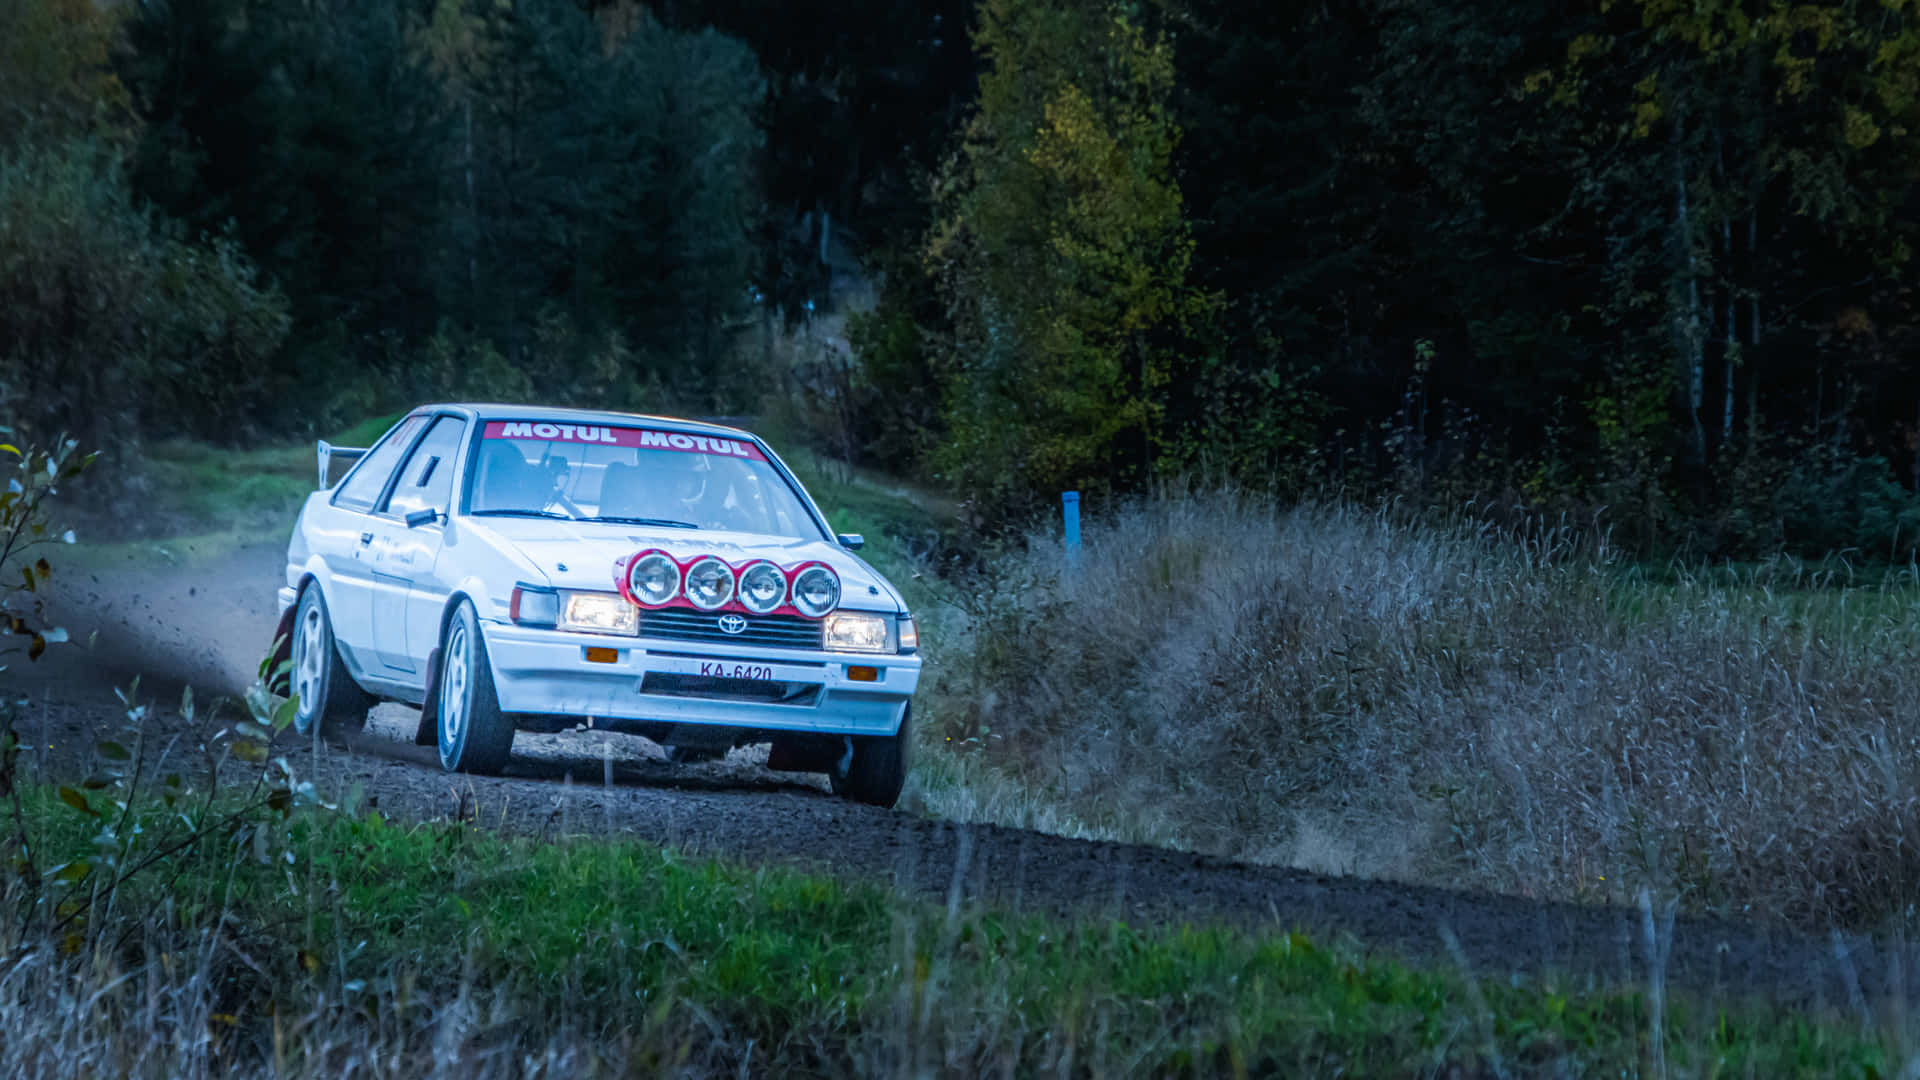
293;604;324;711
440;620;470;748
435;601;513;774
289;587;371;738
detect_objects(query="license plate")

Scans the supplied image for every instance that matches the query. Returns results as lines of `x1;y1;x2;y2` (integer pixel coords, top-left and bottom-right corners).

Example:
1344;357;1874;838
698;661;773;680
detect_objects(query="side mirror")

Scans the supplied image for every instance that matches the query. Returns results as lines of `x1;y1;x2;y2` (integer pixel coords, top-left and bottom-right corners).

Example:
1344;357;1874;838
405;508;441;528
837;533;864;551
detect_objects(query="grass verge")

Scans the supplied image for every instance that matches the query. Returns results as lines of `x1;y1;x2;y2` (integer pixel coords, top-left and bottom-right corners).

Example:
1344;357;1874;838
902;487;1920;933
4;786;1894;1078
67;413;407;562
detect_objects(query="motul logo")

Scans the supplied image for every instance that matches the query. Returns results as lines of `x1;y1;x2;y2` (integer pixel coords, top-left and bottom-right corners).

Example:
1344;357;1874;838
484;421;764;461
498;421;620;442
634;430;754;457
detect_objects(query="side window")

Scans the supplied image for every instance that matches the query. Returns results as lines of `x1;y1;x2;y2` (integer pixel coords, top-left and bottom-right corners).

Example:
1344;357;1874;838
383;416;469;519
333;415;427;513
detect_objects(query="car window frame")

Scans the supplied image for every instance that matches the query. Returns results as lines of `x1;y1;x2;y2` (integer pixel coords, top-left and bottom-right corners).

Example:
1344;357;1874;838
329;413;431;515
375;413;471;523
453;419;833;541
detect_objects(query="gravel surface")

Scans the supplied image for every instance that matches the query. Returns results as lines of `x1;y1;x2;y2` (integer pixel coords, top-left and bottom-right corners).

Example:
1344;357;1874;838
9;539;1912;1010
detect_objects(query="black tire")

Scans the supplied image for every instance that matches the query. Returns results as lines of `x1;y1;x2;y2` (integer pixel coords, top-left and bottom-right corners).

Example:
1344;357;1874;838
435;601;514;775
289;586;373;738
663;744;724;764
831;704;912;808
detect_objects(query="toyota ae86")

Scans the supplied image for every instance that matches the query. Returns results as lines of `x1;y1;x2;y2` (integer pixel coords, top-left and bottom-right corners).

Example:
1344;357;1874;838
269;405;921;807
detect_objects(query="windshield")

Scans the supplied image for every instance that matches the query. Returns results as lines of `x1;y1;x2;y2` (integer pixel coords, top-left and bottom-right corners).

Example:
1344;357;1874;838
467;421;825;540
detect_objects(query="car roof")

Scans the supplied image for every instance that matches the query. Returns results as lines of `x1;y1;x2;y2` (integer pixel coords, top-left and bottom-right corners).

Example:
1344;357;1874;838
420;403;755;439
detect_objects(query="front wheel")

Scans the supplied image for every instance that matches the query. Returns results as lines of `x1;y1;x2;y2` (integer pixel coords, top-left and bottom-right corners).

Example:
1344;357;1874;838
436;602;514;775
290;587;372;739
831;704;912;808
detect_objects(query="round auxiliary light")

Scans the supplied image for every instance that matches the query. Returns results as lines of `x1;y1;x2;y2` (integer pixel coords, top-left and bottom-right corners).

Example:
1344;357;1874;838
737;560;787;614
789;564;840;618
626;551;681;607
683;556;736;611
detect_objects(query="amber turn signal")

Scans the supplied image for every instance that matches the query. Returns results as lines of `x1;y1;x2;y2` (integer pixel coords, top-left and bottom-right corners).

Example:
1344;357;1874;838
846;665;879;682
584;646;621;664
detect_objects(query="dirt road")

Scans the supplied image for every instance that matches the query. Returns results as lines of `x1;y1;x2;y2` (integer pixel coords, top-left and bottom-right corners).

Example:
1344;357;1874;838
9;539;1912;1010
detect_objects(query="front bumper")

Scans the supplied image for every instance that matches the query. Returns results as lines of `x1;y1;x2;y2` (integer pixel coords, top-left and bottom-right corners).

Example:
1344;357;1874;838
480;620;920;738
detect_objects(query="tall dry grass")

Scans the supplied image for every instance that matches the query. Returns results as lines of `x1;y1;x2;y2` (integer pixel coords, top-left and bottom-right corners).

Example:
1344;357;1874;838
0;881;1096;1080
914;488;1920;928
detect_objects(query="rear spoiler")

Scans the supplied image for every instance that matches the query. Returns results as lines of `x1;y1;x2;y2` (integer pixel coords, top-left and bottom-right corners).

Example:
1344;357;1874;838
315;440;368;489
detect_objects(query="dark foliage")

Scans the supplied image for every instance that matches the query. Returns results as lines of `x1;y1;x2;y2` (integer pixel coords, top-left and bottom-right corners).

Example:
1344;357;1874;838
11;0;1920;557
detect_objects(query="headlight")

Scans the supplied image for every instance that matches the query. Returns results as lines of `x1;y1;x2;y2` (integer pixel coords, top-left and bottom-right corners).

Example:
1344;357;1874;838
683;556;736;610
790;564;840;618
824;611;890;653
626;550;680;607
897;615;918;654
559;591;638;636
737;560;786;614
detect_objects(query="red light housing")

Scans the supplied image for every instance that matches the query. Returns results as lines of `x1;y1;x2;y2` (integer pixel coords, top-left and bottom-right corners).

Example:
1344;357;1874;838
608;551;840;619
620;548;683;609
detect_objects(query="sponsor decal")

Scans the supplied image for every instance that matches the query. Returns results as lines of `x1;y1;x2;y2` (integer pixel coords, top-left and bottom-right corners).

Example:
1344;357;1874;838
483;421;764;461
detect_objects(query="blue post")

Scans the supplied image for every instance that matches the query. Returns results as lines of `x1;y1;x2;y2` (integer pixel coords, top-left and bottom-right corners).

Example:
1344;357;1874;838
1062;491;1081;570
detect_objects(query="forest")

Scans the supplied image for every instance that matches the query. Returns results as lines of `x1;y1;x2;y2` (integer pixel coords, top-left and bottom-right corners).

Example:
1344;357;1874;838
7;0;1920;558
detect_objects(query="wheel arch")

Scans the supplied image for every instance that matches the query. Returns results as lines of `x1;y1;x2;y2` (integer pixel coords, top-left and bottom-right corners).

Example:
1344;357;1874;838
267;570;324;695
415;586;482;744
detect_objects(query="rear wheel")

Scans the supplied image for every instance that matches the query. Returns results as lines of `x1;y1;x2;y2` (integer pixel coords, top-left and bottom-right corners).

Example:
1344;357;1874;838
289;587;372;739
831;704;912;808
436;602;515;775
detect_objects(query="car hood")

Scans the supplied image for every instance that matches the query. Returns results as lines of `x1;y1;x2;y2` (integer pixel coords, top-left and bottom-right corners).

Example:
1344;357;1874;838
455;517;905;612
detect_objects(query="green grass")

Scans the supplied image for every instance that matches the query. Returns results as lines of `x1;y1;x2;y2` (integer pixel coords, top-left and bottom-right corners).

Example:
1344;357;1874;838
64;416;405;566
1603;566;1920;636
781;447;957;614
10;786;1896;1077
327;410;407;448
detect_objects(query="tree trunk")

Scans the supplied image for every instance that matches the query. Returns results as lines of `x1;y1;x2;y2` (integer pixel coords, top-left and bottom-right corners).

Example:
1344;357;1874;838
466;96;477;307
1673;121;1706;463
1747;209;1759;440
1723;215;1736;444
822;208;834;302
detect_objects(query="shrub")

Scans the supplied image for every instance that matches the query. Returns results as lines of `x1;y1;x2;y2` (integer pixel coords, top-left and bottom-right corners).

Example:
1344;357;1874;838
0;138;289;453
0;436;91;669
920;487;1920;928
846;291;942;468
1771;445;1920;561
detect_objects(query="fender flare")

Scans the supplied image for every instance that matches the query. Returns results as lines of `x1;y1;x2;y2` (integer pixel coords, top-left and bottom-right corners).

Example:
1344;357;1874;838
413;580;494;746
414;646;443;746
266;604;297;696
267;568;327;696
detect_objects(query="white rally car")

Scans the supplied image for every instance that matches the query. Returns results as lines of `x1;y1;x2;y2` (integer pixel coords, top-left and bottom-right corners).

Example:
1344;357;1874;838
269;405;920;807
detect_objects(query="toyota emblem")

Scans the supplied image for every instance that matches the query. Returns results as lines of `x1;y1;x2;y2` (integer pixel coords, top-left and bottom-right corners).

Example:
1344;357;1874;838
717;614;748;635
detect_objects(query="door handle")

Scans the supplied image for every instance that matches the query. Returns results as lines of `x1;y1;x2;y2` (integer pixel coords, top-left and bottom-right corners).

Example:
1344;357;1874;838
359;532;374;545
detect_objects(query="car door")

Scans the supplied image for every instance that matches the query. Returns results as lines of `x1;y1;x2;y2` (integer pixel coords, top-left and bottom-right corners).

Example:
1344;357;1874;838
369;414;469;676
320;414;429;672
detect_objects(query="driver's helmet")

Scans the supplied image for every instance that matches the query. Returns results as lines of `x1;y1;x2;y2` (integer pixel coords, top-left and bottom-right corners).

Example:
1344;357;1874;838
673;454;712;508
476;441;532;509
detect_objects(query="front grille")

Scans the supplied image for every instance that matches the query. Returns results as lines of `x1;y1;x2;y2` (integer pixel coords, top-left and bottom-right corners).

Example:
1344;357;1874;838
640;673;821;706
638;609;824;650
